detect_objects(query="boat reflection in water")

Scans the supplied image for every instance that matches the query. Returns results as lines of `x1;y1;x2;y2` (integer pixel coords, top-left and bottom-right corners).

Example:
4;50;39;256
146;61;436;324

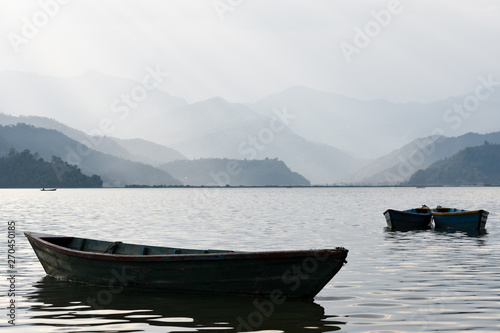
432;227;489;239
26;276;346;332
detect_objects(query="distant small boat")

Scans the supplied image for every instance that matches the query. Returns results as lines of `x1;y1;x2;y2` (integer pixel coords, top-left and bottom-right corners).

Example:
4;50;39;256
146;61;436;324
25;232;348;299
432;206;489;230
41;188;57;191
383;205;433;230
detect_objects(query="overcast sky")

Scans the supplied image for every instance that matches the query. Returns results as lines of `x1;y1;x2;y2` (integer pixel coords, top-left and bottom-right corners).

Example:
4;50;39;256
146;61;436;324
1;0;499;103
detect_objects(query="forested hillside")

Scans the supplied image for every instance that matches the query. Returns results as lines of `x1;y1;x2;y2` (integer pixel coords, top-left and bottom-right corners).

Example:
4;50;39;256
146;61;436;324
0;149;102;188
161;158;310;186
408;143;500;186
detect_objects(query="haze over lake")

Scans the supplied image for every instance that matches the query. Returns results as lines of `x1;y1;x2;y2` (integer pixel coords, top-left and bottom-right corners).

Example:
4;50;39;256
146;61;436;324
2;1;500;186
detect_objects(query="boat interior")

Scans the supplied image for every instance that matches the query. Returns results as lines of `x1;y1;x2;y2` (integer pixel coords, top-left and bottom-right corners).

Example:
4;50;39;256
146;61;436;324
433;207;458;213
414;207;431;214
41;236;236;256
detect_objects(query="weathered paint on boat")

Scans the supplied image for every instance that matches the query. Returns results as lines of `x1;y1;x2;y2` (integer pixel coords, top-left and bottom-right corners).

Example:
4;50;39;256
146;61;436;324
25;232;348;299
431;207;489;230
383;206;433;230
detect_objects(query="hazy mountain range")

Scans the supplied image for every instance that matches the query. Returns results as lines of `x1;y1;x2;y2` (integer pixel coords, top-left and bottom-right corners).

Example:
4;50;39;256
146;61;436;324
0;123;182;187
0;122;312;187
1;70;499;185
0;114;187;166
354;132;500;184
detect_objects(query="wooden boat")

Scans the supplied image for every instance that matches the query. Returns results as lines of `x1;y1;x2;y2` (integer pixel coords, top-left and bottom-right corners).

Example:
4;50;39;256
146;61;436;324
24;232;348;299
431;206;489;230
383;205;433;230
41;188;57;191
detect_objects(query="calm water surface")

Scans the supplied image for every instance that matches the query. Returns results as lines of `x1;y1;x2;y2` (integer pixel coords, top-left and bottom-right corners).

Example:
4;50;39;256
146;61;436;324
1;187;499;332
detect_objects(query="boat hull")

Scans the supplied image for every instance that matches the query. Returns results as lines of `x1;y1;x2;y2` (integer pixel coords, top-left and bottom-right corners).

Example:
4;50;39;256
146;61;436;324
25;232;348;299
432;209;489;230
384;209;432;230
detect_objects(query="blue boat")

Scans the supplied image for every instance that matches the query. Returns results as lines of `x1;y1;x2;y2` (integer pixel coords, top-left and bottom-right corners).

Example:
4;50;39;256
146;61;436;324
383;205;433;230
432;206;489;230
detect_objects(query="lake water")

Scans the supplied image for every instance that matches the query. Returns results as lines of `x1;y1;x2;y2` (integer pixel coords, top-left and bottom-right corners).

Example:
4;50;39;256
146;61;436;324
1;187;499;332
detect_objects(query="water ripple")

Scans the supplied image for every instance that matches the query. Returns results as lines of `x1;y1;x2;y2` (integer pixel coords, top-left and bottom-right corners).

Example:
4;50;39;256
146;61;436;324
2;187;500;332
